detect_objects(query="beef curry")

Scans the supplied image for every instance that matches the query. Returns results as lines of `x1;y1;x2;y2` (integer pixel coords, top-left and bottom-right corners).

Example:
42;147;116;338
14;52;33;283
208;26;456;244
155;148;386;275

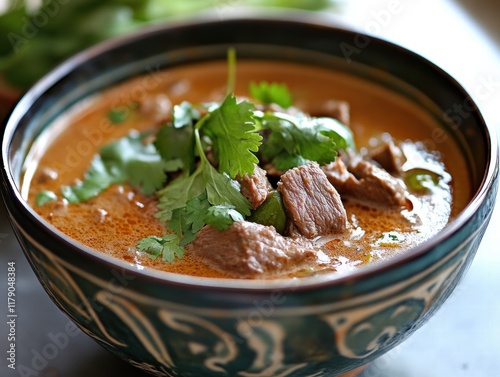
22;60;472;279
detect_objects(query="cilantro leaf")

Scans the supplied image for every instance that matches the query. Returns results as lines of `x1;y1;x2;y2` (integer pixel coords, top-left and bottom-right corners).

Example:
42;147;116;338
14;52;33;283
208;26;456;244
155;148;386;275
205;205;244;231
202;94;262;178
258;112;355;170
272;153;309;171
249;81;293;108
137;234;185;262
155;166;205;222
61;132;170;203
155;124;252;251
203;162;252;217
156;156;251;233
62;155;116;203
107;107;129;124
184;192;212;233
154;122;195;174
137;236;165;259
168;208;198;247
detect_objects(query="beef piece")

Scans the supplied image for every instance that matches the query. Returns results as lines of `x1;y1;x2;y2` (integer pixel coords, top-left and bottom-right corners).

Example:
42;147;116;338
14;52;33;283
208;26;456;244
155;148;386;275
190;221;316;278
308;100;350;125
367;135;405;174
322;156;407;208
277;162;348;238
237;165;273;209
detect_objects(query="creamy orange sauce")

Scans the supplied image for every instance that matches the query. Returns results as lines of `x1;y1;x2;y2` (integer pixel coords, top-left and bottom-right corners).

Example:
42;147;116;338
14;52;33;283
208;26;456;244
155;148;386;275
22;60;472;278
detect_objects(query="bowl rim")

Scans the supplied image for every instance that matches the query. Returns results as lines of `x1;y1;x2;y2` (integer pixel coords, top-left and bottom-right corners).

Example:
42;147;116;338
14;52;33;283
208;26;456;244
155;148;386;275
2;11;499;292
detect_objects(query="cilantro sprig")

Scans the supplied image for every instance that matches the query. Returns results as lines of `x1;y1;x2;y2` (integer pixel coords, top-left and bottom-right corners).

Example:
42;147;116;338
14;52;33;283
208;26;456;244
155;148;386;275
257;111;355;171
201;94;262;178
249;81;293;109
143;94;257;261
61;131;173;203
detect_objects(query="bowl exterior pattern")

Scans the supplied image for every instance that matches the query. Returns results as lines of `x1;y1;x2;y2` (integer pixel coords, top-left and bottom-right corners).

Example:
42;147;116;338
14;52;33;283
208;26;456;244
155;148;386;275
7;178;496;377
2;15;498;377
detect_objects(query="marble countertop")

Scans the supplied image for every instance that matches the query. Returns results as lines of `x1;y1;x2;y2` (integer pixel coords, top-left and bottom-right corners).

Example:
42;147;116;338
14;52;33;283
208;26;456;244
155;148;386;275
1;1;499;376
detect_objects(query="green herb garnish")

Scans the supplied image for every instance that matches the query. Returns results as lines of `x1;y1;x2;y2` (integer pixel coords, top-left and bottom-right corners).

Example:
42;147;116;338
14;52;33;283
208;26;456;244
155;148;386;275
61;131;172;203
257;112;355;171
35;190;57;206
201;94;262;178
250;81;293;108
38;51;355;262
137;234;185;262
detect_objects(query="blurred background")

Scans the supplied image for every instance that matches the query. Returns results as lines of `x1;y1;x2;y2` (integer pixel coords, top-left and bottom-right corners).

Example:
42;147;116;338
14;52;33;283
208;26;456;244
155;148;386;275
1;1;499;376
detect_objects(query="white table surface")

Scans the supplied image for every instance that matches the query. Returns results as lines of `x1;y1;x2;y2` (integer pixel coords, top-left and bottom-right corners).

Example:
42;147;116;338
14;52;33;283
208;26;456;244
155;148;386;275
1;1;499;376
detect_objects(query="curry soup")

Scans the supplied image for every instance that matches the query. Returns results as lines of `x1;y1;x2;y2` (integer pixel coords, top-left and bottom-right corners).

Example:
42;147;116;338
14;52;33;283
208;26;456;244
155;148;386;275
22;60;472;278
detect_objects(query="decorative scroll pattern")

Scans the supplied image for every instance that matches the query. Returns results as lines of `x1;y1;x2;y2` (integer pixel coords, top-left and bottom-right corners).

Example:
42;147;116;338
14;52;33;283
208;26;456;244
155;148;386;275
18;214;487;376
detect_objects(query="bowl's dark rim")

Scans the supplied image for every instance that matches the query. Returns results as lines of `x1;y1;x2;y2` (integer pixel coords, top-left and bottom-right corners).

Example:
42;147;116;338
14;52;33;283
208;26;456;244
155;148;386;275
2;12;499;292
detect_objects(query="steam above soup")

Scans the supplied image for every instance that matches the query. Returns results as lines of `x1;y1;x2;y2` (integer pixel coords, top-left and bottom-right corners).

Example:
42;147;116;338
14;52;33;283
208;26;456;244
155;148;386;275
22;59;471;279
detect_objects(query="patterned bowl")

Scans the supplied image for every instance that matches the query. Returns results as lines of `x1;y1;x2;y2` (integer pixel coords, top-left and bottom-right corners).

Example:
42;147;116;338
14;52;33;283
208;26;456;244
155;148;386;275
1;14;498;377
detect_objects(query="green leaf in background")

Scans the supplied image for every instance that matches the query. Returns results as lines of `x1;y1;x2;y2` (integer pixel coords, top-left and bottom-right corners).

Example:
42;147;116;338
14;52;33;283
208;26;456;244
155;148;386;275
0;0;335;90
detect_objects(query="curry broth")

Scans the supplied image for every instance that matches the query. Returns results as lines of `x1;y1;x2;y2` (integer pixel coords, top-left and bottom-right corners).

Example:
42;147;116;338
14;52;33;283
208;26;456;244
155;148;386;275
23;60;472;278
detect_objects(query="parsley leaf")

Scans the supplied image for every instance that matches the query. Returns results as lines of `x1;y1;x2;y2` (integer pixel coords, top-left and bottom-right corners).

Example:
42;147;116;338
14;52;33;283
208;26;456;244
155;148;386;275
62;132;170;203
202;94;262;178
249;81;293;108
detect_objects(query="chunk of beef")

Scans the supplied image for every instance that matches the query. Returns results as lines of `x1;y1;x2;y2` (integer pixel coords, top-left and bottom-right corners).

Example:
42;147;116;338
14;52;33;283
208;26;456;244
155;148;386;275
322;156;407;209
277;162;348;238
367;135;405;174
237;165;273;209
310;99;351;126
190;221;316;278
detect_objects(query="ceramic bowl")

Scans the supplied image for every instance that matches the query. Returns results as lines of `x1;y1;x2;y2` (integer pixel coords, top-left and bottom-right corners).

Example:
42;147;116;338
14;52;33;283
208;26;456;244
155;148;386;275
1;14;498;377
